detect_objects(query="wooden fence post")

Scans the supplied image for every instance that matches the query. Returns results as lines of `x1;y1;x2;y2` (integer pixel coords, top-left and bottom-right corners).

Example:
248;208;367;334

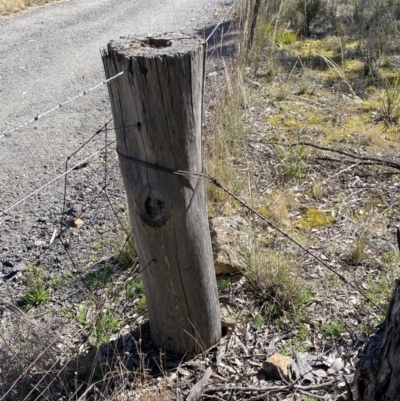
247;0;262;50
102;34;221;355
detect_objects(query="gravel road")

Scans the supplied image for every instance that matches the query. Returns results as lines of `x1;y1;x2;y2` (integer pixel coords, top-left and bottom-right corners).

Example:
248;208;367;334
0;0;226;202
0;0;232;276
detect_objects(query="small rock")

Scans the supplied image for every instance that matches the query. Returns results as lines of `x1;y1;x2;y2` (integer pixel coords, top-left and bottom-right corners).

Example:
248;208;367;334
209;215;249;274
369;238;396;253
12;261;27;272
263;353;293;380
312;368;328;378
66;218;84;229
327;358;344;375
35;240;47;247
3;261;27;277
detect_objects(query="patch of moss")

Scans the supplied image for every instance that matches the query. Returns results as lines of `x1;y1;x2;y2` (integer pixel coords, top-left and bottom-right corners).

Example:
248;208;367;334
294;209;335;230
275;30;298;46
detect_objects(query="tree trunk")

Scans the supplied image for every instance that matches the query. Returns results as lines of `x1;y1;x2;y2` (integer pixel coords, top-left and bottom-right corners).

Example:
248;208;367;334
102;34;221;355
355;280;400;400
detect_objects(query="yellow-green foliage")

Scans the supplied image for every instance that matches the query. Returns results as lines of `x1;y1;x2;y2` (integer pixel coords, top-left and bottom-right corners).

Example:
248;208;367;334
294;209;335;230
275;30;298;46
294;38;338;59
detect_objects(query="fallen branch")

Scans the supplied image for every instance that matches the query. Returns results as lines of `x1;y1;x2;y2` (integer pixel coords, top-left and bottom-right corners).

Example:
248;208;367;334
187;367;213;401
202;377;339;394
315;156;400;172
296;142;400;171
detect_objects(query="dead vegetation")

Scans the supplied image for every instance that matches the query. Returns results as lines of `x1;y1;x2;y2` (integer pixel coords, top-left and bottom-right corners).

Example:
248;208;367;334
0;0;54;15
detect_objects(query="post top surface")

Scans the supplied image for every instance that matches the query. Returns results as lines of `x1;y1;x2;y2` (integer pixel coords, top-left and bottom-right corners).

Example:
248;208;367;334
107;34;205;58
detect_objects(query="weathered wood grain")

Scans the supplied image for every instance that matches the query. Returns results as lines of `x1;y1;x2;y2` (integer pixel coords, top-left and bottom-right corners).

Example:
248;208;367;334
102;34;221;355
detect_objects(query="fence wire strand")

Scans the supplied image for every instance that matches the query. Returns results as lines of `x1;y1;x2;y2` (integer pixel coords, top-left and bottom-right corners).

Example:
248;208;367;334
0;71;125;141
206;0;240;42
0;0;230;142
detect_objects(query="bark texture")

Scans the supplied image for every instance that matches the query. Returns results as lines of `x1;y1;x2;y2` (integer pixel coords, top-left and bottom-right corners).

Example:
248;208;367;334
355;280;400;400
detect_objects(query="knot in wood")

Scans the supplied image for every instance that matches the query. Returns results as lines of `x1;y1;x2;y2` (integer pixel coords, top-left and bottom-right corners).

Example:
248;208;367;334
137;188;170;228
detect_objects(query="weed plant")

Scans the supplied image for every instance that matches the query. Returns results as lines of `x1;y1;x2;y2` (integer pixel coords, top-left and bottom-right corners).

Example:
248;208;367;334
379;73;400;125
24;263;50;307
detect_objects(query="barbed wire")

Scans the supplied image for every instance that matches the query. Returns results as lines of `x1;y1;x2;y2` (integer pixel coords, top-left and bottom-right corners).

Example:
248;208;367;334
116;147;385;313
0;0;226;143
0;71;125;141
0;0;240;220
0;121;145;216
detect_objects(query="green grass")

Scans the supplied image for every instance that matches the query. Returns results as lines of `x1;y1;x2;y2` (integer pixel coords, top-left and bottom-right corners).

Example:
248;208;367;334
133;297;147;313
117;235;138;269
320;321;346;339
349;236;367;265
24;264;50;307
91;311;121;345
379;73;400;125
252;313;263;329
77;300;95;325
85;264;113;289
274;142;308;181
125;278;145;300
217;278;231;291
92;242;102;250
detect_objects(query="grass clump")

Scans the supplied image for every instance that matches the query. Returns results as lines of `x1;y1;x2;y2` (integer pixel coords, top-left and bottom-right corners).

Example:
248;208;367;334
274;143;308;181
24;263;50;307
125;277;145;300
366;274;393;311
134;297;147;313
77;300;121;345
379;74;400;126
205;69;247;213
251;313;264;329
91;311;121;345
217;278;231;291
85;264;113;289
287;0;323;37
117;234;138;269
320;321;346;339
349;236;367;265
243;247;311;320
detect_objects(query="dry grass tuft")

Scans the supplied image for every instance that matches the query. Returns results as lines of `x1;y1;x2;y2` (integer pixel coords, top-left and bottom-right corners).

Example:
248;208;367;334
0;0;53;15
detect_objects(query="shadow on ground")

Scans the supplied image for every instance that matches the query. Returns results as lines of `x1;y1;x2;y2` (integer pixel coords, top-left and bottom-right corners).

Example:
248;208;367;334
197;19;240;58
